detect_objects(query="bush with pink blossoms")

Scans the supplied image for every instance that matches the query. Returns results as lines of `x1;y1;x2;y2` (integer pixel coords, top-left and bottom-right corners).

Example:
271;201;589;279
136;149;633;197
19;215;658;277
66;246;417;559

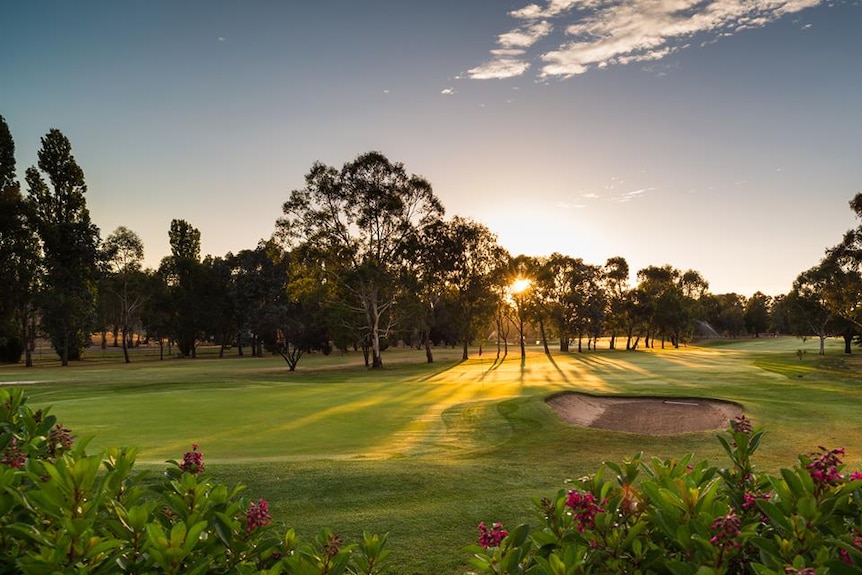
468;414;862;574
0;387;389;574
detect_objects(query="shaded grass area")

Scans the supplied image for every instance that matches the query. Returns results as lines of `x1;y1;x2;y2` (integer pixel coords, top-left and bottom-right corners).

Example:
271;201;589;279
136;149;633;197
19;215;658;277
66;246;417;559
3;337;862;573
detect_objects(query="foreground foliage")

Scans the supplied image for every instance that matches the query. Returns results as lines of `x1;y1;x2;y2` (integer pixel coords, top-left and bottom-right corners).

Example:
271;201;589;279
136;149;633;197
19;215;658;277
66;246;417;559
469;416;862;574
0;387;388;574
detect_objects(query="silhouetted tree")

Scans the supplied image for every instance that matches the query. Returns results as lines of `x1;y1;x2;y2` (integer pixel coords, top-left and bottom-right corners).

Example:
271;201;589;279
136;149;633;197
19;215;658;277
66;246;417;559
26;129;100;365
102;226;147;363
159;219;204;357
0;115;40;365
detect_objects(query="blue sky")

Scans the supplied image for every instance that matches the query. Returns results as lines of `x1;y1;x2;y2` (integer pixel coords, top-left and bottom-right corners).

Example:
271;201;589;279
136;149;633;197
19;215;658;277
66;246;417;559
3;0;861;296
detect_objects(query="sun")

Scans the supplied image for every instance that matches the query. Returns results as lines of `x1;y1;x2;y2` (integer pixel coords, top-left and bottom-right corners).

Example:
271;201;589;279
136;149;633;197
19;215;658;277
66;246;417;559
510;277;532;294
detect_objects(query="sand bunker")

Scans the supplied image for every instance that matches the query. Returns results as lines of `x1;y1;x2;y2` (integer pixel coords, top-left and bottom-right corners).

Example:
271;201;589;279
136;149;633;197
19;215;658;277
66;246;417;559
546;392;743;435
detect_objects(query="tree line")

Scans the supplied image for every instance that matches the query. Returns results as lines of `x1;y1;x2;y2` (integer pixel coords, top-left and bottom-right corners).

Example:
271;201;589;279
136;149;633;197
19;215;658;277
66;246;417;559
1;115;860;369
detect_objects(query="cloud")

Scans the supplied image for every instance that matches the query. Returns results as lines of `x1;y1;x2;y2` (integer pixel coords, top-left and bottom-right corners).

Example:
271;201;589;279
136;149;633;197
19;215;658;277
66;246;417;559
441;87;456;95
469;0;826;79
614;187;653;202
468;58;531;80
557;201;586;209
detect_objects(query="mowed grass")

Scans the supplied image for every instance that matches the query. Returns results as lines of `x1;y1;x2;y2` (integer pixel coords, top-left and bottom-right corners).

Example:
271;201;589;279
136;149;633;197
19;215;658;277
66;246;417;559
2;337;862;574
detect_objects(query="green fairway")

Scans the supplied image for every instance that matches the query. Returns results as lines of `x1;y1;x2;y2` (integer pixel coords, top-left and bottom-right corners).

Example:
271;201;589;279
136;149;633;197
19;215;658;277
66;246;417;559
2;337;862;574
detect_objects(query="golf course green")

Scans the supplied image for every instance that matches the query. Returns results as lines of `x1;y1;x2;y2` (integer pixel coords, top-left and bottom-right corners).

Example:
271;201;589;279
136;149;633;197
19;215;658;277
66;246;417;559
2;336;860;574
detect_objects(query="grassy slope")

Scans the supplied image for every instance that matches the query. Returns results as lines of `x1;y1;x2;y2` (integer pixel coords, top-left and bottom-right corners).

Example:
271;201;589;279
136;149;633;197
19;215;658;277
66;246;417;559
2;337;861;574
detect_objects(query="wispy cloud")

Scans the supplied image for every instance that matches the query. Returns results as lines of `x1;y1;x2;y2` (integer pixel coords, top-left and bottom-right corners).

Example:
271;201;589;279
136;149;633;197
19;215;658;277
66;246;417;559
615;187;653;202
557;201;586;209
469;0;825;79
441;87;456;95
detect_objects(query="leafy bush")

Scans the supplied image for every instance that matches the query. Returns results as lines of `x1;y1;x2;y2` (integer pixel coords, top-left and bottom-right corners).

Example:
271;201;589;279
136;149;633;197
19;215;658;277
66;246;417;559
468;415;862;574
0;387;389;574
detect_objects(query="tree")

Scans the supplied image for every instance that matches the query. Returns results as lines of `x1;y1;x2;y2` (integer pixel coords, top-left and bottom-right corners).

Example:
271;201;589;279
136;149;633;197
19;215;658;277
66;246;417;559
227;241;287;358
533;254;604;353
505;255;536;366
743;292;772;338
159;219;205;357
701;293;746;338
603;257;630;350
277;151;444;368
781;269;835;355
102;226;147;363
784;260;860;355
636;265;706;348
0;115;40;365
417;216;508;361
25;129;101;365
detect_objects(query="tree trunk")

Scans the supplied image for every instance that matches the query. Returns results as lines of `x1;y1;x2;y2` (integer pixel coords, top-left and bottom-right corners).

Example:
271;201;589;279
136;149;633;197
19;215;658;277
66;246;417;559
368;298;383;369
122;327;130;364
539;318;550;355
844;333;853;355
518;316;526;367
609;333;616;350
560;333;569;352
462;340;469;361
61;330;69;367
22;314;34;368
424;336;434;363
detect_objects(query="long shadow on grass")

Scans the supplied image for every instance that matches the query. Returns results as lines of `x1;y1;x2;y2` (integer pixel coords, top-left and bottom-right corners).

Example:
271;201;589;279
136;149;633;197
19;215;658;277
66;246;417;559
478;352;507;382
544;352;574;385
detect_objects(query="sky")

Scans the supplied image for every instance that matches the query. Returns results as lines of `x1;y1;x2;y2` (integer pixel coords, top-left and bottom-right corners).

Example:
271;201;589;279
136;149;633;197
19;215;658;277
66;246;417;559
2;0;861;296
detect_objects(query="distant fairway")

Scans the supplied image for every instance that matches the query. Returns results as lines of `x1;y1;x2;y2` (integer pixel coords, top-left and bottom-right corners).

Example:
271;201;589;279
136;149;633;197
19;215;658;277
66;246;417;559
3;337;861;574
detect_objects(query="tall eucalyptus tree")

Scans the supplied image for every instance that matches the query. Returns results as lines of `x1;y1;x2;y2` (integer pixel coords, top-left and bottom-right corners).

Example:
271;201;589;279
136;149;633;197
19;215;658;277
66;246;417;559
277;151;443;368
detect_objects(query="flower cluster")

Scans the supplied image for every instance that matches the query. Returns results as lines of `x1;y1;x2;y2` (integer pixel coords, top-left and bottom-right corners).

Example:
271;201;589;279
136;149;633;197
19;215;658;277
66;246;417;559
323;532;343;559
806;446;845;489
245;498;272;533
709;511;741;549
180;442;205;475
565;489;605;532
0;437;26;468
730;414;753;435
742;491;772;523
47;424;74;458
477;521;508;548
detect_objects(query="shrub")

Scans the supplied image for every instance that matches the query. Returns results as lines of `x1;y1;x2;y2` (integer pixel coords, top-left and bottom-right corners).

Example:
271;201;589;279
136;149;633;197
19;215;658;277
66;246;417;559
468;414;862;574
0;387;389;574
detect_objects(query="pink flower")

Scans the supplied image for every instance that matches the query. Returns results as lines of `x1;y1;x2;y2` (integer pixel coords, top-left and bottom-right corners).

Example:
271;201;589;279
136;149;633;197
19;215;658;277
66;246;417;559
565;489;605;532
180;443;205;474
48;424;74;457
477;521;508;548
1;437;26;468
806;446;845;489
709;511;741;550
730;414;753;435
246;498;272;533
